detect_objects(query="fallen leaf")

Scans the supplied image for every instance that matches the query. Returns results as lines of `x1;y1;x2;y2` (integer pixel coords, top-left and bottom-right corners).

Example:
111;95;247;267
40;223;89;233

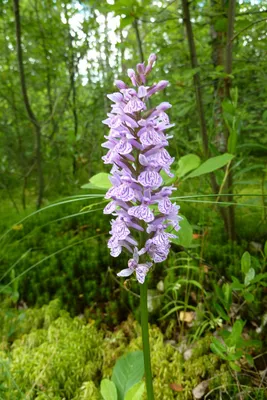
179;311;195;323
170;383;183;392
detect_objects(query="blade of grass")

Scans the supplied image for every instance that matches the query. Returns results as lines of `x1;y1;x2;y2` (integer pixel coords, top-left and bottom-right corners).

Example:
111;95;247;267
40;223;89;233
0;233;107;293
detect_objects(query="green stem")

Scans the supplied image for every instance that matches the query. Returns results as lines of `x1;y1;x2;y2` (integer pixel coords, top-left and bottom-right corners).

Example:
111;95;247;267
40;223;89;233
140;278;154;400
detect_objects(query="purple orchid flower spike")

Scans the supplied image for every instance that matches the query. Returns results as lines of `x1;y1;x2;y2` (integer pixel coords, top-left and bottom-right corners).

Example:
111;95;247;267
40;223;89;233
102;54;181;284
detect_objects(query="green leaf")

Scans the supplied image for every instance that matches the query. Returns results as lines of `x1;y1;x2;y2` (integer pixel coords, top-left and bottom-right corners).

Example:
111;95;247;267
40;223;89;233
120;15;134;29
231;276;244;291
170;215;193;248
175;278;206;293
264;241;267;257
214;18;227;32
227;129;238;154
222;100;235;115
243;291;254;303
241;251;251;275
226;320;245;347
210;339;227;360
125;381;145;400
185;154;235;179
245;354;254;366
229;361;241;372
111;351;144;400
100;379;118;400
81;173;112;190
214;303;230;322
176;154;201;178
249;273;267;284
222;283;232;311
244;268;255;286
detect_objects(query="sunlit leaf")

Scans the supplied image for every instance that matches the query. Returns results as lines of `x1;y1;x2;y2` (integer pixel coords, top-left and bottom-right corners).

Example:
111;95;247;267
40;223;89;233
185;154;235;179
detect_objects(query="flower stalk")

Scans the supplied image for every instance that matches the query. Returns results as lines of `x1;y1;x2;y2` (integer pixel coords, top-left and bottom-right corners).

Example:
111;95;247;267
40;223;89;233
140;278;154;400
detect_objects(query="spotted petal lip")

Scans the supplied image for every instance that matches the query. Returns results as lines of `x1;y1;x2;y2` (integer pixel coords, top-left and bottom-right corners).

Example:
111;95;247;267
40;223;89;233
138;170;163;188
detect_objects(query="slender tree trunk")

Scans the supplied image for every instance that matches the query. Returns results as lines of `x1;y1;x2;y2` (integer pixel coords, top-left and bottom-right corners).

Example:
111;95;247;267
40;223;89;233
13;0;44;209
224;0;236;240
181;0;230;235
210;0;227;152
34;0;57;137
64;4;78;176
133;18;145;63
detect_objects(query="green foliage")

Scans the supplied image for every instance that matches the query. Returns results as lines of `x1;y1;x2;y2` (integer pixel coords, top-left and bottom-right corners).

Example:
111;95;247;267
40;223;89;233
124;382;145;400
211;319;261;371
111;351;144;400
185;154;235;179
81;173;112;190
100;379;118;400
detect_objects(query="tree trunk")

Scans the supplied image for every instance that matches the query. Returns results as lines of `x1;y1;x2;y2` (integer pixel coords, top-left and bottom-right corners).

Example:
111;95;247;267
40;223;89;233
224;0;236;240
181;0;230;235
13;0;44;209
133;18;145;63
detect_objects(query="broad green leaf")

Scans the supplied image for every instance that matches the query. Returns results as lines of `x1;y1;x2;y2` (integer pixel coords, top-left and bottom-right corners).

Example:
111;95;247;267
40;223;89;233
250;273;267;284
212;338;227;353
229;361;241;372
244;268;255;286
82;173;112;190
264;241;267;257
243;292;254;303
231;276;244;291
170;215;193;248
185;154;235;179
210;340;227;360
241;251;251;275
176;154;201;178
125;381;145;400
111;351;144;400
100;379;117;400
226;320;245;347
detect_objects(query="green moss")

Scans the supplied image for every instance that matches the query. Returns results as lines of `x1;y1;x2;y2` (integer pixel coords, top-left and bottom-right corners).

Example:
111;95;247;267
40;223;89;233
7;311;103;399
1;301;265;400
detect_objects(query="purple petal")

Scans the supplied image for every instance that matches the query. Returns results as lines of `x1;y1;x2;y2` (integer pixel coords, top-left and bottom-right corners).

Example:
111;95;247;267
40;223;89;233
158;198;173;214
138;86;147;98
140;129;166;147
107;93;124;102
117;268;133;277
138;171;163;188
115;139;132;155
113;184;135;201
128;205;154;223
104;201;117;214
110;219;130;240
124;97;146;114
